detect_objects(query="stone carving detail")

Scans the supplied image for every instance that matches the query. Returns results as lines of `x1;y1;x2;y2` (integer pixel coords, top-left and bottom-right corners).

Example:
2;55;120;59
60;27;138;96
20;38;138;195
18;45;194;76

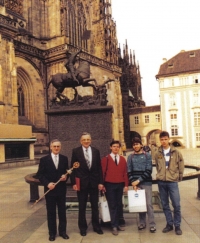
0;14;18;28
5;0;23;15
14;40;121;73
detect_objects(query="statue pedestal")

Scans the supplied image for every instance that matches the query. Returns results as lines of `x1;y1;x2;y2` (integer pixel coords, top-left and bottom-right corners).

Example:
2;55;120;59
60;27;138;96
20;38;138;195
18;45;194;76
45;105;113;159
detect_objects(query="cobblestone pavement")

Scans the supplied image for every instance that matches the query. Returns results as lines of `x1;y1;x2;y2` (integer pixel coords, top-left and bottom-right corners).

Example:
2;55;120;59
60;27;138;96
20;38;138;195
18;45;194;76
0;148;200;243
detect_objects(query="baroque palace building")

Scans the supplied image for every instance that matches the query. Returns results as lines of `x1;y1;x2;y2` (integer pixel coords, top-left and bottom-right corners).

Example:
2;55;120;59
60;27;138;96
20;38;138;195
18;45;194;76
0;0;144;163
156;49;200;149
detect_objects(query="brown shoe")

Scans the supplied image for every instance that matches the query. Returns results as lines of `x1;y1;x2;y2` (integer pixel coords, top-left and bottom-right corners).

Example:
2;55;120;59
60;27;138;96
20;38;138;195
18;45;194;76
118;226;125;231
112;227;118;236
175;226;182;235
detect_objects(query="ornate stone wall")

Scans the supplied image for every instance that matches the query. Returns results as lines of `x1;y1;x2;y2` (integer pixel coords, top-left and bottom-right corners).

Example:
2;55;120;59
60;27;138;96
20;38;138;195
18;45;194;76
5;0;23;15
0;0;127;153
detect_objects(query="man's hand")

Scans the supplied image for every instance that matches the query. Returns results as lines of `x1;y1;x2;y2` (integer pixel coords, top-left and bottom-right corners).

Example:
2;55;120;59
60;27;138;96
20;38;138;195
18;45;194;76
98;184;104;191
60;174;67;181
124;186;128;193
131;180;140;187
48;182;55;190
132;180;140;191
73;184;78;191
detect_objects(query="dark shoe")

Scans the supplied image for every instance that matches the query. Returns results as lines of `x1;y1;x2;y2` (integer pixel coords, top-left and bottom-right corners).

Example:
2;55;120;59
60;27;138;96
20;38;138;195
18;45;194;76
93;228;103;234
80;230;86;236
49;235;55;241
175;226;182;235
138;224;146;230
59;233;69;239
150;226;156;233
118;226;125;231
112;227;118;236
162;224;173;233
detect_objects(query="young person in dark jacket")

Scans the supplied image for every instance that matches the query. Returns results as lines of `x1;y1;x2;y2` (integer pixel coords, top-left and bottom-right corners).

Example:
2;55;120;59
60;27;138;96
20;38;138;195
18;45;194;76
127;137;156;233
36;139;69;241
101;140;129;236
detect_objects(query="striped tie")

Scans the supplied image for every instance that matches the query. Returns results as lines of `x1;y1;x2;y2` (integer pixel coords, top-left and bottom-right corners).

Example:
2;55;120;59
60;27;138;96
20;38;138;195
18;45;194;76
85;149;91;169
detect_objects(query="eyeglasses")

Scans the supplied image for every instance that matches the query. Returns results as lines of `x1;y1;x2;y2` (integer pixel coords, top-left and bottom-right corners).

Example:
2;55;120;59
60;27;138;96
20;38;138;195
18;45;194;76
53;146;60;148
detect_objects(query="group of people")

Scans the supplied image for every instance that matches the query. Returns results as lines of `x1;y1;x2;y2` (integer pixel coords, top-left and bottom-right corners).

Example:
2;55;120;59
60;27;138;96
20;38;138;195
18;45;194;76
36;130;184;241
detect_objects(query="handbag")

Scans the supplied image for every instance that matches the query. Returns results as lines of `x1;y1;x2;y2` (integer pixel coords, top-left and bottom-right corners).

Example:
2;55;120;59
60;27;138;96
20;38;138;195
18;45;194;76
99;193;111;222
128;189;147;212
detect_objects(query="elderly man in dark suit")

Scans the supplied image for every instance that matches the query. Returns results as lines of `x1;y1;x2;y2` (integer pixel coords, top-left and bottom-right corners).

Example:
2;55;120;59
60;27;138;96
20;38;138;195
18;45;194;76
71;132;104;236
37;139;69;241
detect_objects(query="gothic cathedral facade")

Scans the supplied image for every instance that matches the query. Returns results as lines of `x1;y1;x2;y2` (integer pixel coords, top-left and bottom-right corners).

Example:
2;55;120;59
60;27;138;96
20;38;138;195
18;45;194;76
0;0;144;160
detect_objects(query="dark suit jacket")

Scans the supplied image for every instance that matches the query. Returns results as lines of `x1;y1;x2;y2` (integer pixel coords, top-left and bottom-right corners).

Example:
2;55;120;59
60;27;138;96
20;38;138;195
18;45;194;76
36;154;69;196
71;146;103;190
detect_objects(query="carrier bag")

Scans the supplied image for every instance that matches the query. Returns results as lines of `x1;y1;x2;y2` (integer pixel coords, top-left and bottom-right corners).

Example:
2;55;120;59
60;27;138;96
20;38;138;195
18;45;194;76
128;189;147;212
99;193;111;222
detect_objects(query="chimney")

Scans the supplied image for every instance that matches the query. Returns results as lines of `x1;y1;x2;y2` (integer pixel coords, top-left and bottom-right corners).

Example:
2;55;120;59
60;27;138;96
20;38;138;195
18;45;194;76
162;58;167;63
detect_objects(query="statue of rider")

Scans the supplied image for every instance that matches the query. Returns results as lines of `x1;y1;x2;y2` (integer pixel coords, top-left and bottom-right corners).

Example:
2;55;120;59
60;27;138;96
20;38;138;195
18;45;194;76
64;49;82;85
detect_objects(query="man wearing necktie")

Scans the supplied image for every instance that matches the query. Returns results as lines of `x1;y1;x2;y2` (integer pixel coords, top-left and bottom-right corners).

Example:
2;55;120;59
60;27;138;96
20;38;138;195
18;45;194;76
71;132;104;236
36;139;69;241
101;140;129;236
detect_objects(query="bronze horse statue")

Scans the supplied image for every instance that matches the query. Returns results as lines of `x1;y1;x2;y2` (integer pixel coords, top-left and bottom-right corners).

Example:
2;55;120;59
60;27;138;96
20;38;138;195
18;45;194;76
47;61;97;100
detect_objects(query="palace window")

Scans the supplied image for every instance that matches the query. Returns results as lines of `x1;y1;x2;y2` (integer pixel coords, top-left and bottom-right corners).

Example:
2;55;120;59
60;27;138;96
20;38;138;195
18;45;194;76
194;112;200;126
193;75;199;84
171;125;178;136
134;116;139;124
145;115;149;123
170;94;176;107
155;114;160;122
170;113;177;121
196;133;200;142
193;92;199;105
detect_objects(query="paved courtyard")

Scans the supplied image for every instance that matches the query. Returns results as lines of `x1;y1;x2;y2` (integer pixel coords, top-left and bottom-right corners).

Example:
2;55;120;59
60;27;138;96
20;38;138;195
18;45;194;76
0;148;200;243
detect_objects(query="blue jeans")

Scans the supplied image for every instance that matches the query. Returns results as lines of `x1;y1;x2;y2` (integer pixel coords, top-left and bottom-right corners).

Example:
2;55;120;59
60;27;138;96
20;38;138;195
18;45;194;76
158;181;181;227
105;182;124;228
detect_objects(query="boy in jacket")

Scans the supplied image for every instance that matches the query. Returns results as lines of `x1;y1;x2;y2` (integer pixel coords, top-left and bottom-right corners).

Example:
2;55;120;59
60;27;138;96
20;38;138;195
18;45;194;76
155;131;184;235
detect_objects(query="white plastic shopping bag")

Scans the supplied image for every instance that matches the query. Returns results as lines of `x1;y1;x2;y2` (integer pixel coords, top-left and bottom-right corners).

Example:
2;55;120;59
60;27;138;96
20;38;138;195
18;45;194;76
99;194;111;222
128;189;147;212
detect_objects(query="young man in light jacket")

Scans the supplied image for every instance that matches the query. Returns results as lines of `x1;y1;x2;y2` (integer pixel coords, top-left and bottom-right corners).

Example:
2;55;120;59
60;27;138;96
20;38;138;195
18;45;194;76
155;131;184;235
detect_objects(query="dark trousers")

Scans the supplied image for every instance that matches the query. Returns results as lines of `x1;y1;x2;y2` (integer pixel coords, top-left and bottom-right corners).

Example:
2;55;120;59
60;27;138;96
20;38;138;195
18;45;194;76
77;186;100;231
45;194;67;235
105;182;124;228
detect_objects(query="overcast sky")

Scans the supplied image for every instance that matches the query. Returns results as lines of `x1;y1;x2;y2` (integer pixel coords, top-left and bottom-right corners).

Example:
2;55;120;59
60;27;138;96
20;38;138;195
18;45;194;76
112;0;200;106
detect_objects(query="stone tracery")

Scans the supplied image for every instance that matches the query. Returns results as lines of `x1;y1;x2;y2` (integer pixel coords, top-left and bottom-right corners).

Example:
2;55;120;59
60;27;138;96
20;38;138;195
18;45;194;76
5;0;23;15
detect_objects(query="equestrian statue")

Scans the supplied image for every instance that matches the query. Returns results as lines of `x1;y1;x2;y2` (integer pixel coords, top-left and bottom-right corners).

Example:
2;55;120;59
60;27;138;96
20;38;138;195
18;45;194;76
47;49;98;100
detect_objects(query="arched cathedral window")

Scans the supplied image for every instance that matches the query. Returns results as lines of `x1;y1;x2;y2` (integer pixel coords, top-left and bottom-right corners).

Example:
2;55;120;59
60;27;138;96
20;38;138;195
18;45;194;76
17;80;25;116
17;67;34;124
61;0;87;50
